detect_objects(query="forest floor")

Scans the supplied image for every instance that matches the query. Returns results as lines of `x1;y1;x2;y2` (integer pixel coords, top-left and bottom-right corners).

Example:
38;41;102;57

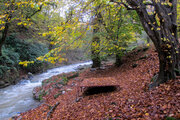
16;47;180;120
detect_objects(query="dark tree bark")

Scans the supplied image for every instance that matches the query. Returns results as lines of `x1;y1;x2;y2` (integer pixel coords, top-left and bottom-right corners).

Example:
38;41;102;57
0;0;13;56
147;36;150;43
0;22;10;56
115;10;123;67
26;5;43;19
91;35;101;68
124;0;179;87
115;54;123;67
91;6;102;68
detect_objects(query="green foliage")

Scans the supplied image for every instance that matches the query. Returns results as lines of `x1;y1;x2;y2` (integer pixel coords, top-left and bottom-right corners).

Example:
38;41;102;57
54;92;62;99
67;72;79;79
5;35;48;73
165;117;177;120
60;76;68;85
0;40;20;80
0;65;11;78
5;35;48;60
89;3;143;61
0;34;49;81
38;89;48;101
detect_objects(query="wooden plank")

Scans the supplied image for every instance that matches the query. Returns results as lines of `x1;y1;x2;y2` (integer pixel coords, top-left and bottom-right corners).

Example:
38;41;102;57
78;84;120;87
76;77;120;101
79;77;119;87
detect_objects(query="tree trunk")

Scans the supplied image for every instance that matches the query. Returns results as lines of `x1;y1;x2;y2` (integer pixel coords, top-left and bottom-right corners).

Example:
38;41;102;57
0;0;14;56
147;36;150;43
115;53;122;67
91;36;101;68
0;18;10;56
91;6;102;68
126;0;179;87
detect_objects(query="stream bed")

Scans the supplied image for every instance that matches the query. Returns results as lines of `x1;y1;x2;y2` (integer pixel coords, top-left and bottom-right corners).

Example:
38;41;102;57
0;61;92;119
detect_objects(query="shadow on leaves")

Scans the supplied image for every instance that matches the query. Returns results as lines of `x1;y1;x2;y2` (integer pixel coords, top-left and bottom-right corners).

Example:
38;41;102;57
83;86;117;96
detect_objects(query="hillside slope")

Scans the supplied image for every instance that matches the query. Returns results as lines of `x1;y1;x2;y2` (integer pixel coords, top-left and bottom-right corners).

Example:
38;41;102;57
17;47;180;120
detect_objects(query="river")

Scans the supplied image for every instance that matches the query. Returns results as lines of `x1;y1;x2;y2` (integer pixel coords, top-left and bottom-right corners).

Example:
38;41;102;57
0;61;92;120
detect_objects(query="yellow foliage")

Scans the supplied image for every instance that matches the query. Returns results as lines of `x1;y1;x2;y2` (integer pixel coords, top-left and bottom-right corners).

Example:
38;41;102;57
17;22;22;25
36;57;43;61
157;27;161;30
167;44;171;48
19;61;34;67
50;42;55;45
16;2;21;6
31;4;34;8
168;13;172;15
42;33;46;37
147;43;150;47
0;15;6;19
0;26;5;30
145;113;149;116
0;20;5;24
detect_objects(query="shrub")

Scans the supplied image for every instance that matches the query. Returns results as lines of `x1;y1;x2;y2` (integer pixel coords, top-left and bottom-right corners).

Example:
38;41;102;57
0;34;49;84
4;34;49;73
0;47;19;81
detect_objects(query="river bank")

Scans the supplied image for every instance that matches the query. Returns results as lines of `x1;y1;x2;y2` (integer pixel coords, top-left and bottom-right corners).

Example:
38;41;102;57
0;59;90;89
17;48;180;120
0;61;92;120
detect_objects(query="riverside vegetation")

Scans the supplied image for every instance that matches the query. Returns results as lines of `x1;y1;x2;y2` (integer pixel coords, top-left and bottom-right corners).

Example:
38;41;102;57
18;47;180;120
0;0;180;119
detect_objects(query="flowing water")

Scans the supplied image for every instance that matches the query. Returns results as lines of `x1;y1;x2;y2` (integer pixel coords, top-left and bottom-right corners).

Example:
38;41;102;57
0;61;92;120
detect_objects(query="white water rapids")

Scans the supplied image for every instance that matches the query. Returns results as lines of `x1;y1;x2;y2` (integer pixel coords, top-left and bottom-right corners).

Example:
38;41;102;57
0;61;92;120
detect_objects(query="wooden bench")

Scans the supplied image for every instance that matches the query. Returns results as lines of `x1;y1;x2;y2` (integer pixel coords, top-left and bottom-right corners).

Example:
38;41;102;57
76;77;120;101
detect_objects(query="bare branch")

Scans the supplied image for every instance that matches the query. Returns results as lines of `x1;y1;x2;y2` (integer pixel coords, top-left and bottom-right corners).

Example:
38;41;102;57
110;0;138;10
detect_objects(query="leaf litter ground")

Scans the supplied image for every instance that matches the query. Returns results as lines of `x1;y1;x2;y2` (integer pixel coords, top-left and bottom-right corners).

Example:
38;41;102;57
17;47;180;120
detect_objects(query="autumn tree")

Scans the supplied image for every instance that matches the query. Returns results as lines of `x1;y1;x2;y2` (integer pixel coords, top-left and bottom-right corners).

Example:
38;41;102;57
98;3;142;66
18;0;178;84
0;0;15;56
34;2;92;64
110;0;179;87
18;0;179;87
0;0;54;56
91;6;102;68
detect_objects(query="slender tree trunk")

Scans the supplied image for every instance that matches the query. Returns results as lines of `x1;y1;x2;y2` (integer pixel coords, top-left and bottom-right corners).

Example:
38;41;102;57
91;6;102;68
97;9;124;67
91;21;101;68
0;17;11;56
0;0;14;56
115;53;122;67
91;18;101;68
91;36;101;68
115;15;123;67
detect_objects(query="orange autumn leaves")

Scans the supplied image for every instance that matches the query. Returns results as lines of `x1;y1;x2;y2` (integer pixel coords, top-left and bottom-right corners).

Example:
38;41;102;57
79;77;119;87
18;47;180;120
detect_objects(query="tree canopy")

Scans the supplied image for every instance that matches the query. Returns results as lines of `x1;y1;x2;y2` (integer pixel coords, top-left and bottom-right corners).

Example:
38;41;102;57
1;0;179;87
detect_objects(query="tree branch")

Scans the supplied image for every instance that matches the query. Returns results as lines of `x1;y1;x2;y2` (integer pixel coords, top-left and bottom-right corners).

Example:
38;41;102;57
110;0;137;10
26;5;43;19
